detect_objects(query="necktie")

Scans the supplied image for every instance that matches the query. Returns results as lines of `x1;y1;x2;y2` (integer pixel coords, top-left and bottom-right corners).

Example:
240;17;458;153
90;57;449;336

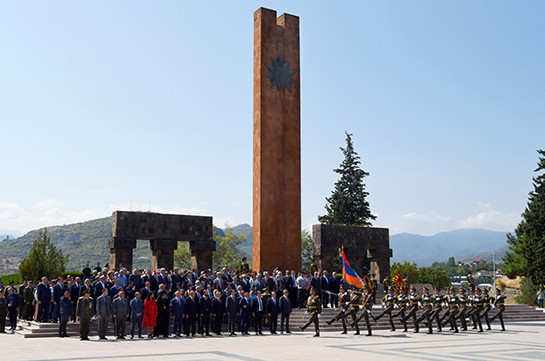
259;298;262;311
122;299;125;306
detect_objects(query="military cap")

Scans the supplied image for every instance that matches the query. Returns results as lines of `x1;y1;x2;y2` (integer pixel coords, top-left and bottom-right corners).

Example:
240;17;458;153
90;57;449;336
460;288;466;293
483;288;489;293
423;287;429;291
387;286;393;291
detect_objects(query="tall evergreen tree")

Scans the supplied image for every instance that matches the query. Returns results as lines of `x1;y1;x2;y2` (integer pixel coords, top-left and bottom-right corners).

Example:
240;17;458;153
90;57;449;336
19;228;69;280
504;149;545;284
318;131;376;226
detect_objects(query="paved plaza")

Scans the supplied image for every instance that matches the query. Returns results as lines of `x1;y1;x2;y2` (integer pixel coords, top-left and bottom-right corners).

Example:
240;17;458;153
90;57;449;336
1;321;544;361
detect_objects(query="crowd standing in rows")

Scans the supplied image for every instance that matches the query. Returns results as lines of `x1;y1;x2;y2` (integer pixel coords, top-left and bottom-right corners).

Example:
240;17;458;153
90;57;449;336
0;259;507;339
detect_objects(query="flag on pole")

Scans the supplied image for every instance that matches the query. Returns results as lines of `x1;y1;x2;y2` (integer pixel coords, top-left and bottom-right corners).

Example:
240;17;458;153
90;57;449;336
341;247;365;289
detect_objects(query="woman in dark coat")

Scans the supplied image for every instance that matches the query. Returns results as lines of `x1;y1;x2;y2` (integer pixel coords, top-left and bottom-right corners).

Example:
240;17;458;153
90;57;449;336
156;291;170;338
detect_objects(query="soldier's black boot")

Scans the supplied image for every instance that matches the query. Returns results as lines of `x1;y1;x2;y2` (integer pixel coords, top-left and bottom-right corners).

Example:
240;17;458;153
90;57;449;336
341;320;347;334
389;319;395;332
354;322;360;335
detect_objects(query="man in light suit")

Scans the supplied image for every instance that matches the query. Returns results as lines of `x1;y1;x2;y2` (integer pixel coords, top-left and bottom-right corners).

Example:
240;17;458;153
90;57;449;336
279;289;292;334
130;292;144;339
96;287;112;340
112;290;130;339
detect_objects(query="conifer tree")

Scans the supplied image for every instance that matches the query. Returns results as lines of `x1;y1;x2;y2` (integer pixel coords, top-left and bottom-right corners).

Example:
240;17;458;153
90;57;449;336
19;228;69;280
318;131;376;226
504;149;545;284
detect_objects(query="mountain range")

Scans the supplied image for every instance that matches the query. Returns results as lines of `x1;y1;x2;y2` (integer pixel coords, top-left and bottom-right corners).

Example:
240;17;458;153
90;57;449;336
0;217;509;274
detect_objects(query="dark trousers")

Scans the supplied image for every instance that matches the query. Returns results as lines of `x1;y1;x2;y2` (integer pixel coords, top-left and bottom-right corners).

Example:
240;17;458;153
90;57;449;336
401;307;419;331
301;310;319;334
24;302;34;320
115;316;126;337
297;289;307;308
8;308;17;330
172;315;183;335
491;308;505;330
280;314;290;332
416;307;433;333
392;308;408;331
269;314;277;333
430;308;442;331
254;311;263;333
0;312;6;333
79;317;90;339
59;314;70;336
52;302;60;322
131;315;143;337
240;315;249;333
199;314;210;335
186;316;196;336
98;316;109;338
321;293;329;307
38;302;49;322
376;307;395;331
70;302;77;321
457;308;468;330
227;314;237;334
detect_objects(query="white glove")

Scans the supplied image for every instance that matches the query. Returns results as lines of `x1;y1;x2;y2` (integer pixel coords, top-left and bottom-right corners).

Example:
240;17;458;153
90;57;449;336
359;305;363;310
317;314;320;319
305;311;308;314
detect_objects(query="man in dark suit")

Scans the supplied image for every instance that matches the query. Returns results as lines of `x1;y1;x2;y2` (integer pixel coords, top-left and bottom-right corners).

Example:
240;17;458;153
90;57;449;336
211;290;223;335
70;277;82;321
225;288;238;336
130;292;144;339
239;291;251;335
96;287;112;340
310;272;322;303
279;289;292;334
171;290;185;337
141;270;158;292
329;272;341;308
58;291;72;337
141;281;152;301
80;279;93;298
184;290;198;337
251;291;264;335
52;277;65;322
320;271;330;308
267;291;279;334
156;269;171;290
112;290;130;339
199;290;211;336
37;277;51;322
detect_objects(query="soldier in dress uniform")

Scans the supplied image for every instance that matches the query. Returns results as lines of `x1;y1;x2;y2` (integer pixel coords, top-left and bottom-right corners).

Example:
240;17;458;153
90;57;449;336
481;288;492;330
468;287;484;332
0;291;7;333
374;286;396;331
401;286;421;333
392;287;409;332
445;287;459;333
299;287;321;337
23;281;35;321
337;287;363;335
351;285;374;336
430;287;444;332
415;287;433;334
467;272;476;291
326;285;351;334
456;288;469;331
76;288;94;340
490;288;506;331
239;257;250;274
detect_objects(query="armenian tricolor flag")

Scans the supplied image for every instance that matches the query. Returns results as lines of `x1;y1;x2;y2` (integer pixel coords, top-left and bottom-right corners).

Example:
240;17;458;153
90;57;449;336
341;247;365;289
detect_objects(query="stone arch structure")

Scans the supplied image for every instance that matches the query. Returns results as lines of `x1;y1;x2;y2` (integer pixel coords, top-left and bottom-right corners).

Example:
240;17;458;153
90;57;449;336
108;211;215;271
312;224;392;282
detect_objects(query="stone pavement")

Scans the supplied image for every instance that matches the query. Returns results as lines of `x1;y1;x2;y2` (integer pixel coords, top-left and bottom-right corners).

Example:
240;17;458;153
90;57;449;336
1;322;544;361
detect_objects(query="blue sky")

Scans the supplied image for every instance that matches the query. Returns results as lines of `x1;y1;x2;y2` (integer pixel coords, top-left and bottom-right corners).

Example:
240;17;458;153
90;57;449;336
1;1;544;236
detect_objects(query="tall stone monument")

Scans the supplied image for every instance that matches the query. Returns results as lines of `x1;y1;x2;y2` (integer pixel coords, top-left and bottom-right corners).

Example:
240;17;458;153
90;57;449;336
253;8;301;271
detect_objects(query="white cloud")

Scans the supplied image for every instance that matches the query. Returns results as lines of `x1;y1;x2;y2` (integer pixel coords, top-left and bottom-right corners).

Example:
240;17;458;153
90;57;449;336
376;204;521;236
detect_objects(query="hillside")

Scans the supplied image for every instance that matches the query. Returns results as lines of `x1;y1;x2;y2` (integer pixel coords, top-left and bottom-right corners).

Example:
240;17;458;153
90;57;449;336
390;229;509;266
0;217;226;274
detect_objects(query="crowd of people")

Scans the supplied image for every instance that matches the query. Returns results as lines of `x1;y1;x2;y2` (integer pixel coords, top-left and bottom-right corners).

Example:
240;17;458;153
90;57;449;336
0;259;507;339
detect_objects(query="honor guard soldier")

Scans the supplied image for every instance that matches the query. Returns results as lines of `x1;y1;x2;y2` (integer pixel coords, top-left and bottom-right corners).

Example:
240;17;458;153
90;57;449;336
239;257;250;274
444;288;459;333
338;287;363;335
457;288;469;331
326;285;351;334
374;287;397;331
299;287;321;337
430;287;444;332
468;287;484;332
490;288;506;331
392;287;409;332
351;285;375;336
401;286;421;333
76;288;94;340
481;288;492;330
415;287;433;334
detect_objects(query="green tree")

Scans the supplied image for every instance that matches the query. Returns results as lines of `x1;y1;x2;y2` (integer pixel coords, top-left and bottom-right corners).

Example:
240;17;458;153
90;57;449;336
213;224;245;271
301;230;314;273
173;242;192;269
391;262;419;283
19;228;69;280
504;149;545;285
418;267;451;289
318;131;376;226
